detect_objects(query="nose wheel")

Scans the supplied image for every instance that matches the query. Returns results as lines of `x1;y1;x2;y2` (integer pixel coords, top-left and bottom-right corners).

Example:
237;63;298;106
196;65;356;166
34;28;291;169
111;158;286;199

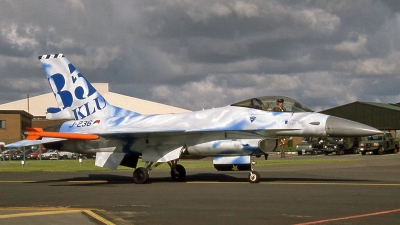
248;171;260;183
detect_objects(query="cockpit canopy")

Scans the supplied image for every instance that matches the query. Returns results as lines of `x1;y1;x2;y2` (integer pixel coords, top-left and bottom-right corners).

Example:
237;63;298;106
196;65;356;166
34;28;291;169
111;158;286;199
230;96;313;112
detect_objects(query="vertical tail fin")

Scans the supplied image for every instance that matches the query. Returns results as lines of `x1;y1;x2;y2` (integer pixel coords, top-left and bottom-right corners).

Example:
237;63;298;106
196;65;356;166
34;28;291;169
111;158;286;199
39;54;140;120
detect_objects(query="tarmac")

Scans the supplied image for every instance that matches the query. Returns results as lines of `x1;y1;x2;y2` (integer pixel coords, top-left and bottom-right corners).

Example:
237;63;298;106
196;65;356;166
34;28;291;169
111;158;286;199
0;153;399;225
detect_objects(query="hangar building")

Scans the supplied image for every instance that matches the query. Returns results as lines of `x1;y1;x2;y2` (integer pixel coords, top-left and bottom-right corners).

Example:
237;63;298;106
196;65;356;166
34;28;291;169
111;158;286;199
320;102;400;134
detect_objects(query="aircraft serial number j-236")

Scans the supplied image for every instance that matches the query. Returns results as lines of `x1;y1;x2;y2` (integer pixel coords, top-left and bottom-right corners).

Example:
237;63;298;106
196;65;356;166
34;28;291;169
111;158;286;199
6;54;381;184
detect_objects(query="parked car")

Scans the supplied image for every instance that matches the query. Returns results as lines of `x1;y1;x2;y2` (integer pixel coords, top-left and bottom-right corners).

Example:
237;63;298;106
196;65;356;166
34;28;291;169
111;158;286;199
40;150;73;160
28;148;53;160
359;133;399;155
12;149;36;160
296;137;327;155
27;148;44;160
3;149;21;160
55;151;74;159
322;137;360;155
40;150;57;160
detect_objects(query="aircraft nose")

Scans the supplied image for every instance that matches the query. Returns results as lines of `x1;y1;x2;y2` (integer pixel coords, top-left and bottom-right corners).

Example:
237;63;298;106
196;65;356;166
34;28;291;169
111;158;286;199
325;116;382;137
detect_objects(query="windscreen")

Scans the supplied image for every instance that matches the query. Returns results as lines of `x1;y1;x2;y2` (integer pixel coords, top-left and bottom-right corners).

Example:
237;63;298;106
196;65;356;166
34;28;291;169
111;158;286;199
230;96;313;112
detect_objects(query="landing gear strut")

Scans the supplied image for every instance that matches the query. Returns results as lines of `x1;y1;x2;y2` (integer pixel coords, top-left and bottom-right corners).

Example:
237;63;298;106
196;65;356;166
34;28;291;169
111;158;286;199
249;160;260;183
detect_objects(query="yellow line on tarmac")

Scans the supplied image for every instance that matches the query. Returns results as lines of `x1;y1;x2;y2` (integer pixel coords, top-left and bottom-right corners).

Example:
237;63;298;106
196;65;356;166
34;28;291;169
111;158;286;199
0;207;118;225
0;209;81;219
84;210;116;225
0;181;36;183
0;207;97;211
68;180;108;184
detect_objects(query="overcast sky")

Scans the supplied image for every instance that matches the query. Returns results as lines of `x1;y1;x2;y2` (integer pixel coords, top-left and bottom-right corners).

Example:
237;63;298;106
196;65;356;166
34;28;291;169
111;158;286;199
1;0;400;112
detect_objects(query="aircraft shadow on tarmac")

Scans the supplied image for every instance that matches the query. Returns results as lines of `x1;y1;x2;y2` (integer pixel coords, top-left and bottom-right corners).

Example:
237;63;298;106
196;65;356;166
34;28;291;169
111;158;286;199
32;173;373;186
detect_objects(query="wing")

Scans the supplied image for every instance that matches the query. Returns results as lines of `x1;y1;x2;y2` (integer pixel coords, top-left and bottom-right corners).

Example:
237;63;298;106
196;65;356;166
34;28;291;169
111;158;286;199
5;138;66;148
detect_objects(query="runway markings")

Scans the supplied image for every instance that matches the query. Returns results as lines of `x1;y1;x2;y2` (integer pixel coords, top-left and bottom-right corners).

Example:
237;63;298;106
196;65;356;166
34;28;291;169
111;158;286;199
0;180;36;183
0;209;81;219
294;208;400;225
68;180;109;184
84;210;116;225
0;207;118;225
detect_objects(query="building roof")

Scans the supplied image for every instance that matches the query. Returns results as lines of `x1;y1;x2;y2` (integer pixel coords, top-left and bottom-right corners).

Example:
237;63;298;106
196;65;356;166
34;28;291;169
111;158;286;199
320;101;400;130
0;110;33;118
0;83;190;117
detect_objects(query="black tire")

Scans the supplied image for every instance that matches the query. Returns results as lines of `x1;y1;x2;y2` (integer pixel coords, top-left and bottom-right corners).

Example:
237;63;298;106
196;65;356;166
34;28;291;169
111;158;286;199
393;146;399;154
133;167;149;184
171;164;186;181
298;151;302;155
249;171;260;183
361;151;366;155
378;147;384;155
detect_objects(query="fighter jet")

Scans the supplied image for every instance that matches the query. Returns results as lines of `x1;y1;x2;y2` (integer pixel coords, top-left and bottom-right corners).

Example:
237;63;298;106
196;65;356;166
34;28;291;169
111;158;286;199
6;54;382;183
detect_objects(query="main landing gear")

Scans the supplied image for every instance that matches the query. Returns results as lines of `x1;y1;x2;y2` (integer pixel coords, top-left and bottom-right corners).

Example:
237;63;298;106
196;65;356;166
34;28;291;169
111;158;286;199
132;160;186;184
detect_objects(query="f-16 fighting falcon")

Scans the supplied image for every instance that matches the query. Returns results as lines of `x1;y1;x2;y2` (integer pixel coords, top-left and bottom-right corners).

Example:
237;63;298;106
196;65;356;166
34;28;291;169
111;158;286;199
6;54;382;184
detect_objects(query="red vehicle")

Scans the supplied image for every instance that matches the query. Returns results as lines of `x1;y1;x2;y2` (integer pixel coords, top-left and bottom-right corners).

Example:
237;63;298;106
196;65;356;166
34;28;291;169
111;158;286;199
26;148;49;160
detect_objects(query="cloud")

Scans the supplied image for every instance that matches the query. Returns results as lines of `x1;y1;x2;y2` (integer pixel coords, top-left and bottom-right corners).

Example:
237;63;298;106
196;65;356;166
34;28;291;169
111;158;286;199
1;0;400;112
355;58;397;76
331;34;368;56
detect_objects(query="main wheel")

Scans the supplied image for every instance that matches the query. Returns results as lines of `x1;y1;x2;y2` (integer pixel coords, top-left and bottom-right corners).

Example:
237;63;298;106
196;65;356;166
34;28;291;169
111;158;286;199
248;171;260;183
133;167;149;184
171;164;186;181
